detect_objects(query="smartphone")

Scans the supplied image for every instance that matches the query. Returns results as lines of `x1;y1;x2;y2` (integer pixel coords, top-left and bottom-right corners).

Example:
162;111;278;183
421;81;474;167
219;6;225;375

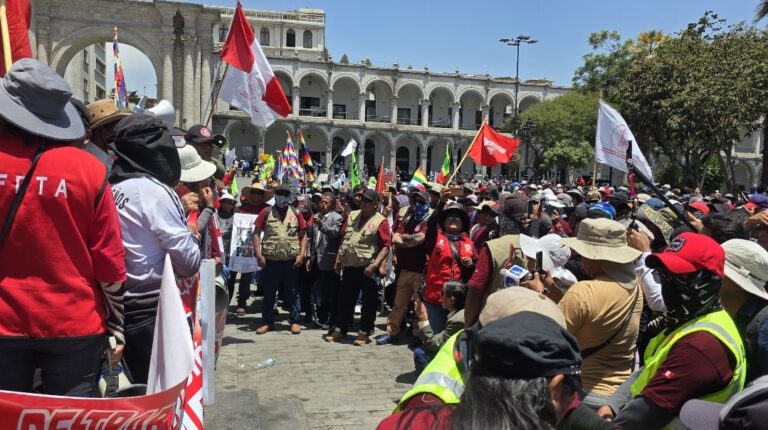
535;251;544;274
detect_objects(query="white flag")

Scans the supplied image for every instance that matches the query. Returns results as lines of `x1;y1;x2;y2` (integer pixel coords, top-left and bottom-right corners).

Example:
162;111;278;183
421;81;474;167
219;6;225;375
595;100;653;181
341;139;358;157
225;146;237;168
146;255;194;394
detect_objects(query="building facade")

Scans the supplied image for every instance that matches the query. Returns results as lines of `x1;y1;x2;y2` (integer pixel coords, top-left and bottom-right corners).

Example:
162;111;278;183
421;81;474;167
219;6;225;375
63;43;107;103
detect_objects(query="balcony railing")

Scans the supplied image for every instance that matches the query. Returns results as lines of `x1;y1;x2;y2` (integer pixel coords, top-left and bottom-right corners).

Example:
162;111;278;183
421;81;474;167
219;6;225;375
332;112;356;120
299;108;327;117
366;115;391;123
429;119;452;128
397;118;421;126
219;8;325;24
460;124;480;131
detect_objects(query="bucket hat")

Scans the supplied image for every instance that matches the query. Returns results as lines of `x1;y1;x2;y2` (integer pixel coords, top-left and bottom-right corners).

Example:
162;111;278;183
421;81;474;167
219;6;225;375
87;99;130;129
0;58;85;141
638;204;673;244
178;145;217;183
722;239;768;301
560;218;642;264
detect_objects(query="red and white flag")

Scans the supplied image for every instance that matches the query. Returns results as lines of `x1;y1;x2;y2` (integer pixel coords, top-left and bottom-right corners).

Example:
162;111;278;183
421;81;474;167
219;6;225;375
467;122;521;167
218;2;291;129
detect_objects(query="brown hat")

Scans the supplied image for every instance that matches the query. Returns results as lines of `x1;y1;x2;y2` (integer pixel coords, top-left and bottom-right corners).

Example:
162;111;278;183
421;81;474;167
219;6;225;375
87;99;130;129
241;182;274;200
479;287;565;328
559;218;642;264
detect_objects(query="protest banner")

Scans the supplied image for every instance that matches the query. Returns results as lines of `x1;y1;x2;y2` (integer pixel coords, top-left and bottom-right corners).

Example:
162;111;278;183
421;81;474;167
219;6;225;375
228;213;259;273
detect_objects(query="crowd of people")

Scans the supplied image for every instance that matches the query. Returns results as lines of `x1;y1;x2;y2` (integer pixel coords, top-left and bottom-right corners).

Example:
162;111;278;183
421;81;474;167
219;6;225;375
2;59;768;429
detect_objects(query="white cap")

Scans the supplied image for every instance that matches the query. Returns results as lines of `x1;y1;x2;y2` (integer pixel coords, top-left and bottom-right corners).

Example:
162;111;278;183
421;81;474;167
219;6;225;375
219;192;236;202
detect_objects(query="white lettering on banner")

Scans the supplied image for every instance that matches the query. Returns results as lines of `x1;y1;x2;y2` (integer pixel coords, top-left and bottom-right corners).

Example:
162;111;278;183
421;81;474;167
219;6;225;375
0;173;6;186
36;176;47;195
483;137;507;155
16;404;173;430
54;179;67;198
15;175;23;192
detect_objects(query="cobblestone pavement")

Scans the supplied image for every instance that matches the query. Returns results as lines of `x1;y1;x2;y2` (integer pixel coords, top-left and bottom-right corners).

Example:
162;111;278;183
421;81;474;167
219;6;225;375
212;294;418;430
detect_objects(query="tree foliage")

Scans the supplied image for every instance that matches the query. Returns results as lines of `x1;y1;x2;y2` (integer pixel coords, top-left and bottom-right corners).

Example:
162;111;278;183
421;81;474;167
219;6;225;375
339;53;349;64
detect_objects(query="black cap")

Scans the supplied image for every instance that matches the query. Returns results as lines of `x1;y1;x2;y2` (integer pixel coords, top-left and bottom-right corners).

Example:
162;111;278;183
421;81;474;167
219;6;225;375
410;189;430;201
503;194;530;216
610;191;629;206
360;189;379;202
185;124;216;144
472;311;582;378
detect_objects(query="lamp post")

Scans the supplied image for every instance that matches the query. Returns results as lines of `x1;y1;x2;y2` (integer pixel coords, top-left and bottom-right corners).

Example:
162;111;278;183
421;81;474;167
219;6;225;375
521;119;536;179
499;36;538;135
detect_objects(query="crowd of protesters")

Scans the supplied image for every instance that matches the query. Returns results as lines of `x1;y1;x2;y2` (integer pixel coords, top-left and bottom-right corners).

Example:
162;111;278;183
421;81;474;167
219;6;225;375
1;59;768;429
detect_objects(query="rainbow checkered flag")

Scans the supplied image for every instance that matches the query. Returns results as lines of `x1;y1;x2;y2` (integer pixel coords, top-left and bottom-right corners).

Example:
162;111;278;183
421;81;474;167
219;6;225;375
112;28;128;108
283;131;304;180
298;130;315;182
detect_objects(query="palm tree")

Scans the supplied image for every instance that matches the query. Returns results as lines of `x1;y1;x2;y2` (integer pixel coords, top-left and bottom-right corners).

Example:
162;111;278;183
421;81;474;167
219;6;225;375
631;30;665;58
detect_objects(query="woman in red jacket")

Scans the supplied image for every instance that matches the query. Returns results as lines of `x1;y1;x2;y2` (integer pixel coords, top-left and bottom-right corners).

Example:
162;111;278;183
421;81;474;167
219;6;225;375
422;192;477;333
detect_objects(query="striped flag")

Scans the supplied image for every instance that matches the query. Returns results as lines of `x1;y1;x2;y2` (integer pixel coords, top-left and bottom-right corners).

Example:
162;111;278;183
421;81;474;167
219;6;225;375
436;144;451;184
275;151;285;181
298;130;315;182
409;167;428;189
282;131;303;180
112;28;128;108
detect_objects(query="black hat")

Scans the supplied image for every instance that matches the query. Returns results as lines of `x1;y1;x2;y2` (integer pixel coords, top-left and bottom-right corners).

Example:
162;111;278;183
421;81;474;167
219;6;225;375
439;202;470;233
609;191;629;206
185;124;216;144
360;189;379;202
472;311;582;378
109;114;180;188
275;184;292;195
503;194;530;216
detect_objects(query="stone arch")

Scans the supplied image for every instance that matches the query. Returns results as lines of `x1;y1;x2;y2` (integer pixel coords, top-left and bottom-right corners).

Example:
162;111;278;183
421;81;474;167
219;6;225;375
330;73;361;92
427;85;457;105
361;131;394;174
395;81;426;100
363;78;394;122
489;91;515;129
330;127;362;146
394;134;422;173
225;120;262;160
50;25;163;81
428;85;456;128
272;68;295;88
298;123;329;147
331;74;361;119
426;136;453;174
518;93;543;113
362;77;394;95
263;122;293;159
296;70;329;89
457;88;486;105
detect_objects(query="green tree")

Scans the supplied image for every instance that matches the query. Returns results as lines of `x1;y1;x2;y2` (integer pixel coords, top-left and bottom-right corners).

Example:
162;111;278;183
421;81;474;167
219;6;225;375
504;92;599;180
339;53;349;64
572;30;634;100
753;3;768;188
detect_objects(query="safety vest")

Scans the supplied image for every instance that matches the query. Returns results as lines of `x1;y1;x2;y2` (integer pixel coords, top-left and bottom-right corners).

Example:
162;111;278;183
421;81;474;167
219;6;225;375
484;234;526;299
261;207;301;261
631;310;746;411
394;331;464;412
338;210;385;267
423;233;474;305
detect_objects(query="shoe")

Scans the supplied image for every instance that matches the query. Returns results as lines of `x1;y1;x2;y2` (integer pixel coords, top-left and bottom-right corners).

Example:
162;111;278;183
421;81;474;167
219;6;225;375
324;330;344;342
375;334;399;345
353;333;371;346
235;307;246;317
255;324;271;334
354;304;362;315
290;323;302;335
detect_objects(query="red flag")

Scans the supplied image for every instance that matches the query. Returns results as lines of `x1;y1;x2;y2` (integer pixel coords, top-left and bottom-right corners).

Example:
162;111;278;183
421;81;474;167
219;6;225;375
218;2;291;129
0;0;32;77
375;161;385;194
467;122;521;167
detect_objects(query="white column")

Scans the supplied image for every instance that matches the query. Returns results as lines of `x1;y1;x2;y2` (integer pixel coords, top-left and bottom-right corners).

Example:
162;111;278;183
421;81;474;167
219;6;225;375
481;104;490;124
390;96;398;125
161;36;175;112
35;19;49;64
390;143;397;172
358;93;366;123
193;46;201;124
420;144;428;171
182;35;196;127
421;99;430;129
292;86;300;117
200;42;212;124
326;90;333;120
325;139;333;167
452;102;461;131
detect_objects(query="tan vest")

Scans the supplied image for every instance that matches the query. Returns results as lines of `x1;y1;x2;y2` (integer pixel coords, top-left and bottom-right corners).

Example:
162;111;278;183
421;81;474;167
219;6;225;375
261;207;301;261
339;210;385;267
485;234;526;299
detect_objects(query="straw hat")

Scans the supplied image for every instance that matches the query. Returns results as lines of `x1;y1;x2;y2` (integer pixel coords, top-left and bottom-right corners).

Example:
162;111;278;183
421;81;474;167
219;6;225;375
241;182;274;200
87;99;130;129
560;218;641;264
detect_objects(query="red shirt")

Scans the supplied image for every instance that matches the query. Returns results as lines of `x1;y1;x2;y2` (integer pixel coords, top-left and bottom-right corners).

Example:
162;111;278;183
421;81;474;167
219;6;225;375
340;213;392;248
469;246;494;291
0;136;126;339
395;216;429;273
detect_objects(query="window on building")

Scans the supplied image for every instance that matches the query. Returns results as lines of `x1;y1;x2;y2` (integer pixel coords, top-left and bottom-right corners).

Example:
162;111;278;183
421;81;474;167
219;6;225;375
260;28;270;46
303;30;312;48
397;108;411;125
365;100;376;120
286;29;296;47
300;96;320;115
333;104;347;119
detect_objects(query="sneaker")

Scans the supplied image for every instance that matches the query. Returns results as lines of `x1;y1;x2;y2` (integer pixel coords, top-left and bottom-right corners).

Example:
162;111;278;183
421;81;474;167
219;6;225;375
324;330;344;343
255;324;271;335
353;332;371;346
375;334;398;345
290;323;302;335
354;304;362;315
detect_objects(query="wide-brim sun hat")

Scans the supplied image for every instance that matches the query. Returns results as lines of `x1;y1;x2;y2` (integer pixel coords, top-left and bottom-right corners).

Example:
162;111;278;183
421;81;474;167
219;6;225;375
0;58;85;141
178;145;217;183
722;239;768;301
560;218;641;264
87;99;130;129
439;202;470;233
241;182;274;200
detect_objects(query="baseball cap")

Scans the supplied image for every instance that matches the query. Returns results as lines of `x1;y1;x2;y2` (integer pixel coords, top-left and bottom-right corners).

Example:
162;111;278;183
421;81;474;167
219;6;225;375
219;192;236;202
646;232;725;278
587;201;616;220
185;124;216;144
472;311;581;378
477;200;501;216
479;287;566;328
722;239;768;301
689;201;710;215
503;194;530;216
410;189;430;201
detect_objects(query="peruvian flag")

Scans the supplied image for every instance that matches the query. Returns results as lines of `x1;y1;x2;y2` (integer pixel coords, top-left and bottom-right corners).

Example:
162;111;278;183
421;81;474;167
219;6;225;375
467;122;521;167
218;2;291;129
0;0;33;77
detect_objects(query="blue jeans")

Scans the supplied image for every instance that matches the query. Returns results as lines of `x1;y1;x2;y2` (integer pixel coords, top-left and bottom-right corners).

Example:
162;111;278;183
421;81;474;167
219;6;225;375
425;301;449;333
412;345;432;374
260;260;300;325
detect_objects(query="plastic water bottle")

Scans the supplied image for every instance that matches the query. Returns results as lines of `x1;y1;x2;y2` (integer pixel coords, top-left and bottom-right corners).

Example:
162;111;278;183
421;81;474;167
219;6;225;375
253;358;277;370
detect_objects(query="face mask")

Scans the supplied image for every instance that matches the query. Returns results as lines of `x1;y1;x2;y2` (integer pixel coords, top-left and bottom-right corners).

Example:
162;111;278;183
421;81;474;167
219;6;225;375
274;195;290;209
660;269;722;329
413;202;429;220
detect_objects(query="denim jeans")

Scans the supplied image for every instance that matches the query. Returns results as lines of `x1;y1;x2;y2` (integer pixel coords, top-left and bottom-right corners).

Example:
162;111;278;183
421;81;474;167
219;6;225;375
412;345;432;374
261;260;300;326
425;301;449;333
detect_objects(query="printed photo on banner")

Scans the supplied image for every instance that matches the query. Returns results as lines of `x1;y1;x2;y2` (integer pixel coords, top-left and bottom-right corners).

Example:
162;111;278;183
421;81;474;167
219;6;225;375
229;213;259;273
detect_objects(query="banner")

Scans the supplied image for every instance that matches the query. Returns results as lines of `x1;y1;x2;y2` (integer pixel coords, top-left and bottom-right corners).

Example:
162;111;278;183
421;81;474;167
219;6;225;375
595;100;653;181
229;213;259;273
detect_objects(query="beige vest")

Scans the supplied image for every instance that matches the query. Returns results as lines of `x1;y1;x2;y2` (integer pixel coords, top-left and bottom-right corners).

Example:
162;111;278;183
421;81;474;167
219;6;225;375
261;207;301;261
339;210;385;267
485;234;526;298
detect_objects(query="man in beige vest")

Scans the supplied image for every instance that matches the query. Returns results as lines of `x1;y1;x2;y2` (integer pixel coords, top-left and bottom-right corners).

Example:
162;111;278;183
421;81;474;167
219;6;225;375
464;193;530;327
253;184;308;335
325;189;391;346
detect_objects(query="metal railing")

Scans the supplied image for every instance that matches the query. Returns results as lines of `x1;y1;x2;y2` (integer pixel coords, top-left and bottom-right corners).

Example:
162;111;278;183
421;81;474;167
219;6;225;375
429;120;452;128
332;112;357;120
460;124;479;130
219;8;325;24
299;108;327;117
397;118;421;126
366;115;391;123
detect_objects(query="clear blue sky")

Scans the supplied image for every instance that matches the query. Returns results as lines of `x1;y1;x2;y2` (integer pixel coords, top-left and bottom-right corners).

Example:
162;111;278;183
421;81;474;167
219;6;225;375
106;0;758;98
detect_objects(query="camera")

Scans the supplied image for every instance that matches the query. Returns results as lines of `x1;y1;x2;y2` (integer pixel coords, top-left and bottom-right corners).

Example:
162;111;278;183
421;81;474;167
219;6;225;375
499;265;531;288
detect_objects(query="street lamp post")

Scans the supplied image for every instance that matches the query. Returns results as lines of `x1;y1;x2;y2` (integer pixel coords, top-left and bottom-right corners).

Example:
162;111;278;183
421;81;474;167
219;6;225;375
499;35;538;135
521;119;536;179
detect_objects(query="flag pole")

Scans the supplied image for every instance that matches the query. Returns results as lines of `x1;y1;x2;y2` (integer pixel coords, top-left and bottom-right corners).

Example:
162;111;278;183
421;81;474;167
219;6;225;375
592;160;598;188
445;120;486;185
0;0;12;72
204;63;229;128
